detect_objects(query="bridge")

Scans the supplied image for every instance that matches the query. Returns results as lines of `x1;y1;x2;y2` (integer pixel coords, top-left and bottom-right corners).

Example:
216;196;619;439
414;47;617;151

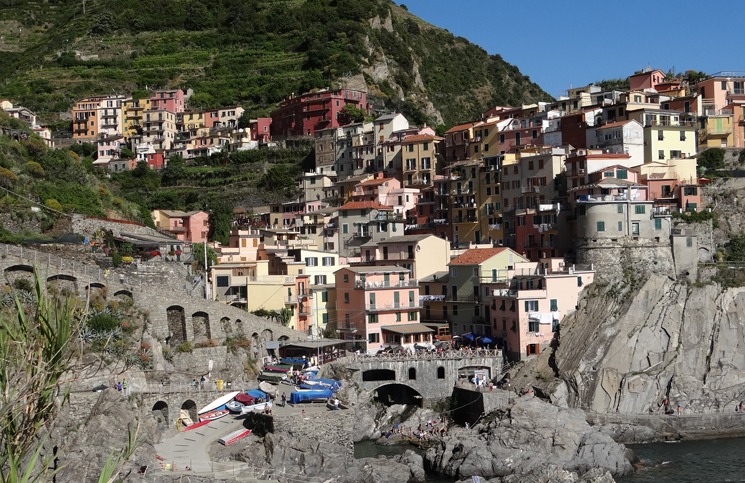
0;243;301;350
340;350;504;404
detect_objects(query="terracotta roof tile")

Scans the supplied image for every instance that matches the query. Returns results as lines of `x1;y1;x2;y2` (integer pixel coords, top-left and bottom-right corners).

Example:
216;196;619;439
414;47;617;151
596;120;634;130
338;201;393;211
445;121;482;134
449;248;509;265
402;134;443;143
359;178;393;185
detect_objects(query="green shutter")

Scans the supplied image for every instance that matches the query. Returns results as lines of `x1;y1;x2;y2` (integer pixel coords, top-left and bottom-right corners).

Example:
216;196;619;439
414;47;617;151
550;299;558;311
524;301;529;312
655;218;662;230
617;204;623;213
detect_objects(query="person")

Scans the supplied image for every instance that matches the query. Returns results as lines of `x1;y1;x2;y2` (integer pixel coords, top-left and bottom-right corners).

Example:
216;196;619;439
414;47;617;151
115;381;120;391
104;268;110;278
465;422;470;430
740;401;743;413
301;409;306;416
677;403;682;416
281;393;287;407
191;379;196;389
334;398;340;410
122;380;128;394
200;376;205;388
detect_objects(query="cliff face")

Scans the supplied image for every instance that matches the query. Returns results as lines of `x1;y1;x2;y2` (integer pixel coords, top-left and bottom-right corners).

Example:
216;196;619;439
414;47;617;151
555;275;745;415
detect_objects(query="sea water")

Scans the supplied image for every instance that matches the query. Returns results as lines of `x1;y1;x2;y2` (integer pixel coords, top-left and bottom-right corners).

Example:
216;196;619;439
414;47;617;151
618;437;745;482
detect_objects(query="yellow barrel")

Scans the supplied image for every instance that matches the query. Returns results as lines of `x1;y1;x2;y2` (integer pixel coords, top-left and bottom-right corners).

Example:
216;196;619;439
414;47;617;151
216;379;224;390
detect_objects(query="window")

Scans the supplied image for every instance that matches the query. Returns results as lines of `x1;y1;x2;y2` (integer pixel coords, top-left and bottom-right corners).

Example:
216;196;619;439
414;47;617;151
686;237;693;247
343;274;349;283
618;221;623;231
322;257;335;266
524;300;539;311
484;143;489;152
368;333;379;343
597;221;605;232
684;187;698;196
452;305;458;315
635;205;646;214
437;367;445;379
396;312;402;322
344;293;349;303
671;150;682;159
216;276;229;287
321;291;328;302
617;204;624;214
532;129;538;139
552;319;559;332
680;131;686;141
616;169;628;179
450;267;457;277
408;311;418;321
322;313;328;325
658;150;665;160
342;224;349;234
528;320;539;332
423;142;429;151
654;218;662;230
631;223;640;235
499;134;505;143
577;276;583;287
550;299;558;311
368;314;378;323
306;257;318;267
658;130;664;141
409;368;416;380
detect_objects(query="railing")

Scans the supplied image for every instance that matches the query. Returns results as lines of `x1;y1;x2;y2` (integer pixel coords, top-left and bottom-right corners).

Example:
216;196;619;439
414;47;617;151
366;302;422;312
355;280;419;289
700;125;733;136
444;294;479;303
350;348;502;362
419;295;445;302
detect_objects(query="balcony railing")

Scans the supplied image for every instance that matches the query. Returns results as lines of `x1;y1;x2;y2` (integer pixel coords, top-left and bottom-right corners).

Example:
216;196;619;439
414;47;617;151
355;280;419;289
700;125;733;136
444;294;479;303
367;302;423;312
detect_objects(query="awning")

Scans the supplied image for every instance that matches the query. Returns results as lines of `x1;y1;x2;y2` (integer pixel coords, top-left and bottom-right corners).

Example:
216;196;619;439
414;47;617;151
380;324;434;335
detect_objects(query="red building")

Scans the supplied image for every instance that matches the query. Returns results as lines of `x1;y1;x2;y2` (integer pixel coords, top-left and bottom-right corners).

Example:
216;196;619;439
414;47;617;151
270;88;369;138
250;118;272;144
146;151;166;170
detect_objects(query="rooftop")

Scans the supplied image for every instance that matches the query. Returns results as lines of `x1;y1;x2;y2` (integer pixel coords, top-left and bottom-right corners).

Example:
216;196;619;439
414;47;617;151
338;266;411;274
596;120;636;131
338;201;393;211
449;247;510;265
375;234;435;244
381;324;434;335
445;121;482;134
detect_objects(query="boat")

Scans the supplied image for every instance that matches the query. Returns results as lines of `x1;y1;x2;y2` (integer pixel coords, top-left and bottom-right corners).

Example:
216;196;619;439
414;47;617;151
265;364;292;373
198;391;240;415
259;381;279;397
226;401;245;413
219;428;251;446
199;408;230;422
241;401;272;414
258;372;286;383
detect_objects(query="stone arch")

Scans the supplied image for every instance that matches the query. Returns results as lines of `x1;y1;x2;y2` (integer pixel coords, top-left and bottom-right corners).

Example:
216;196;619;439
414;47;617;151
4;264;34;289
86;282;107;299
114;289;134;302
437;366;445;379
373;384;423;407
191;311;211;341
698;246;711;262
47;274;78;296
363;369;396;382
220;316;231;334
408;367;417;380
152;401;169;428
278;335;289;341
166;306;187;345
261;328;273;341
181;400;197;422
234;319;243;332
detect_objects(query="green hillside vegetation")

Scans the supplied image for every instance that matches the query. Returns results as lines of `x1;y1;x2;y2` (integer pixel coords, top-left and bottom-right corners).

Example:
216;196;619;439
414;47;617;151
0;111;311;244
0;0;552;127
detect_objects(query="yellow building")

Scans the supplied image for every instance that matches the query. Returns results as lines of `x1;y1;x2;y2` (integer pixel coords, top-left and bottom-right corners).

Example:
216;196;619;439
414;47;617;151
122;97;151;143
697;114;735;150
400;134;444;188
632;110;697;163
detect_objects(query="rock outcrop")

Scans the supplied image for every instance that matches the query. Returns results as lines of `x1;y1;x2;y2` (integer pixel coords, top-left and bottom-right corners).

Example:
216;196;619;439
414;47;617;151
555;274;745;415
455;465;616;483
425;397;634;479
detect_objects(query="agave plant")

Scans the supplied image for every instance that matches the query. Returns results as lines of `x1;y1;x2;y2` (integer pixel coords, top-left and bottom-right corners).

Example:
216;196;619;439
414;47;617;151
78;327;96;344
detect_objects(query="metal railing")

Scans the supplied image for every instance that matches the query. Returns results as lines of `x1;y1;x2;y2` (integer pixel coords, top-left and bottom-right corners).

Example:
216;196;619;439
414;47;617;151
154;459;332;483
349;348;501;362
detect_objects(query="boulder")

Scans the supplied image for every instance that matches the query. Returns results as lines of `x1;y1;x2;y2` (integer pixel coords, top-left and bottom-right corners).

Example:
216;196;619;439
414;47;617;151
392;450;426;482
425;397;634;479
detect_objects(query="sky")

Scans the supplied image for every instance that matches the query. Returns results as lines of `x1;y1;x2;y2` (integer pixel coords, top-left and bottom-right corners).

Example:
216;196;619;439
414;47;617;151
398;0;744;99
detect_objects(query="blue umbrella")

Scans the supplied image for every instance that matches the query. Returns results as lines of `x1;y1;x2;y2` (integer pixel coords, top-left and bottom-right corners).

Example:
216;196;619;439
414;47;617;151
463;333;475;341
479;336;493;344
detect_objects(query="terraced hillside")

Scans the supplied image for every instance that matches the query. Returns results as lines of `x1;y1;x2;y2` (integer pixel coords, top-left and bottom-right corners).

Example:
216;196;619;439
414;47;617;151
0;0;552;127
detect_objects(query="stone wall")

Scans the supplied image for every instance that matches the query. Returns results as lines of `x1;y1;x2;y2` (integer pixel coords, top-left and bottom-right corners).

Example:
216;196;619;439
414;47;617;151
69;215;163;238
0;211;42;234
576;238;676;282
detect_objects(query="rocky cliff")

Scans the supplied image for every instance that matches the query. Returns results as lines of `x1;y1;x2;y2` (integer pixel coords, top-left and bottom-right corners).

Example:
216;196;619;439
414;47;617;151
552;274;745;416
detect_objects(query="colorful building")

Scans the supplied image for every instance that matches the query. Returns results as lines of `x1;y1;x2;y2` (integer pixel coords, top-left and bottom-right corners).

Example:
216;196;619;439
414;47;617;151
271;88;369;139
151;210;210;243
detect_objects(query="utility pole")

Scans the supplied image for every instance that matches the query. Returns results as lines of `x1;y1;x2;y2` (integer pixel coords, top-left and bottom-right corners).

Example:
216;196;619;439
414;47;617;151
82;0;85;15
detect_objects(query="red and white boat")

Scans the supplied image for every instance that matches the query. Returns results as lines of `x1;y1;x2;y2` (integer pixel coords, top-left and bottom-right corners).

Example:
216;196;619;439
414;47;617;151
199;408;229;422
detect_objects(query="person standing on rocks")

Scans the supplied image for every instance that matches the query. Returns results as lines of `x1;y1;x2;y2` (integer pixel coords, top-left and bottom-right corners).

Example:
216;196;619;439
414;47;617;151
281;393;286;407
122;379;128;395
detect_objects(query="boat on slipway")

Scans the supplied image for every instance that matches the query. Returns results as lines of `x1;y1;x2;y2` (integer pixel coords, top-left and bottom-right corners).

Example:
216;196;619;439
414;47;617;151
196;391;239;422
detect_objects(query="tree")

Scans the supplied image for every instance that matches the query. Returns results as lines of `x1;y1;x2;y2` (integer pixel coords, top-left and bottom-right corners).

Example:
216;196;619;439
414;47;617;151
237;111;251;129
161;155;186;186
279;307;292;327
698;148;725;171
337;104;366;125
257;165;297;196
193;242;218;271
121;147;135;158
727;233;745;261
0;167;17;188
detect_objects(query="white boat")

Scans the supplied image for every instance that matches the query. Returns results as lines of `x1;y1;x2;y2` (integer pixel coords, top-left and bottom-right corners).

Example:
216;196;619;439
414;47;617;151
198;391;240;415
259;381;278;398
240;401;272;414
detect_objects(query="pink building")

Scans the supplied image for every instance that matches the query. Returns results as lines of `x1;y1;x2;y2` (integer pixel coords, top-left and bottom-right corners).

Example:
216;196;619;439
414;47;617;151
150;89;184;113
485;258;595;360
497;117;544;154
152;210;210;243
352;176;419;216
94;135;125;165
335;266;429;354
146;151;166;170
288;274;313;335
629;69;666;92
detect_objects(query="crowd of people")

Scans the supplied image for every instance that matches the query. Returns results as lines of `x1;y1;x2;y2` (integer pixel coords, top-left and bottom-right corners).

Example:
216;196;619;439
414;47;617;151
384;418;450;447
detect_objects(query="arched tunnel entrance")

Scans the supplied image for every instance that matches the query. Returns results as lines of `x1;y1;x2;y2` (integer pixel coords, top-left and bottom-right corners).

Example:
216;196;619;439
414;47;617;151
152;401;169;429
373;384;423;408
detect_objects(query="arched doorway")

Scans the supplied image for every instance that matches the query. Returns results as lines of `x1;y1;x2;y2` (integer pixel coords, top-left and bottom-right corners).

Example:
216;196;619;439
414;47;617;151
152;401;169;428
181;400;198;422
191;311;211;341
373;384;423;408
167;306;187;345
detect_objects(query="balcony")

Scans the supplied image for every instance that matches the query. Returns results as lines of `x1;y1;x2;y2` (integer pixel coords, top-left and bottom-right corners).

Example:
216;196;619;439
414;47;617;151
521;185;539;194
435;190;450;197
699;125;733;138
367;302;423;312
445;294;479;303
404;164;417;172
372;212;405;222
285;296;299;304
453;201;478;209
355;280;419;290
453;216;478;223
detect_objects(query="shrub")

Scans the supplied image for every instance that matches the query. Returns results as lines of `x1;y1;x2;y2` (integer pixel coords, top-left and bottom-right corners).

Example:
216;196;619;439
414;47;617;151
698;148;726;170
112;252;122;267
224;335;251;354
174;341;192;353
88;314;120;332
13;278;33;292
45;199;63;212
194;339;217;348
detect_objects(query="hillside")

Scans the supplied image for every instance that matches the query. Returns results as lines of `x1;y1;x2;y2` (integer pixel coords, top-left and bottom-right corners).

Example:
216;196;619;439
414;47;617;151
0;0;552;128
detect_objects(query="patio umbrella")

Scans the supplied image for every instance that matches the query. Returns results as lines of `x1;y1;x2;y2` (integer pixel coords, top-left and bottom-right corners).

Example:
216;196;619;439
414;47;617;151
479;336;494;344
462;333;475;341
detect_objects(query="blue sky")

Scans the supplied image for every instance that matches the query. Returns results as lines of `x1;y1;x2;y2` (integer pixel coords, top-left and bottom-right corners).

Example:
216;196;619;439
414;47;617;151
398;0;743;99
